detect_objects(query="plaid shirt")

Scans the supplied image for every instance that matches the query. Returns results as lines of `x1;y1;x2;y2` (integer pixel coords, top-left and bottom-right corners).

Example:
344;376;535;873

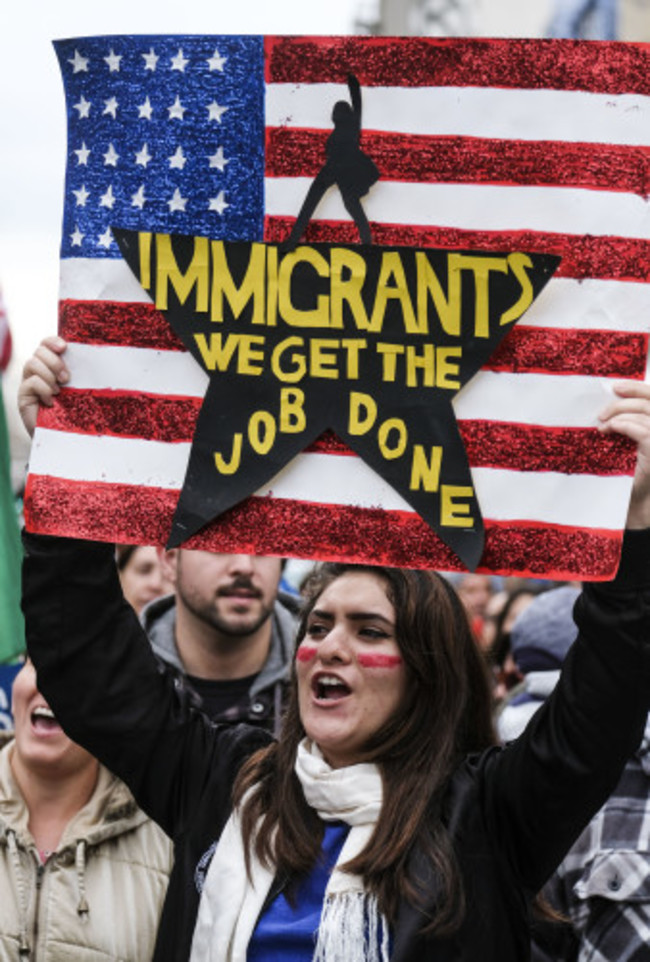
533;715;650;962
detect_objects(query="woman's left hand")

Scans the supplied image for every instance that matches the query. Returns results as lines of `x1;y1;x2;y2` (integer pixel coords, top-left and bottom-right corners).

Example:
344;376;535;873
599;380;650;529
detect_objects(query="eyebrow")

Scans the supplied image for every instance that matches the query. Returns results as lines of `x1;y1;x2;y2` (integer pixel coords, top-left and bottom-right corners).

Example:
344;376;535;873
309;608;394;628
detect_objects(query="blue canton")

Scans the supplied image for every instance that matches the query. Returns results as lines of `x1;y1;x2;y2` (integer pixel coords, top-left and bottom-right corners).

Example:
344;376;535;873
55;35;265;260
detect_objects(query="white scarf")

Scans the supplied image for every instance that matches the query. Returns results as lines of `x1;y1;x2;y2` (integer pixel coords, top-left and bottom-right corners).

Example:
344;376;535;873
189;739;390;962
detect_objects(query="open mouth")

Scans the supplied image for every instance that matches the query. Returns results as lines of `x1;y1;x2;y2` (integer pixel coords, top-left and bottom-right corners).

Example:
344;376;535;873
313;675;351;701
31;706;61;734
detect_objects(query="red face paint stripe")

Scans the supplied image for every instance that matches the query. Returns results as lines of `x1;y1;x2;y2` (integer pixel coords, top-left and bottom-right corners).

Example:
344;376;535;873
296;646;317;662
357;653;403;669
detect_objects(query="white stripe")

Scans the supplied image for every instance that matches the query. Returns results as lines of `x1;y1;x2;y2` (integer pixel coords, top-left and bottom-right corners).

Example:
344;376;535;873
267;83;650;147
30;428;189;490
263;454;630;530
519;277;650;333
62;341;617;429
472;466;630;529
28;427;629;529
59;257;154;303
266;177;650;241
454;372;615;427
65;342;208;396
59;260;650;334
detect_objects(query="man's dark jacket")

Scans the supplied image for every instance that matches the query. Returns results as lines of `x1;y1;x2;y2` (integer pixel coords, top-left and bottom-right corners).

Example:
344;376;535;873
141;587;298;733
21;531;650;962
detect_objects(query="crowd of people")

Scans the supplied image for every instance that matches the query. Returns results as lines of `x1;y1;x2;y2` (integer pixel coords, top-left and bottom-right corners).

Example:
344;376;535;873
0;334;644;962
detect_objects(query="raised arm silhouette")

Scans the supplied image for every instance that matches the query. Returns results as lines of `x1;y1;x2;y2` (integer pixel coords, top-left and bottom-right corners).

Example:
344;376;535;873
283;74;379;250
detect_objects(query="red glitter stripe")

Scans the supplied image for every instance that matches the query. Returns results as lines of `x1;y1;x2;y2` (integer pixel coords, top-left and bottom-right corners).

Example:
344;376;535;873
38;391;202;442
24;474;622;580
267;127;650;196
309;425;636;475
57;300;646;378
304;429;351;456
488;327;647;378
265;36;650;96
59;300;183;349
265;217;650;282
460;423;636;475
35;395;636;476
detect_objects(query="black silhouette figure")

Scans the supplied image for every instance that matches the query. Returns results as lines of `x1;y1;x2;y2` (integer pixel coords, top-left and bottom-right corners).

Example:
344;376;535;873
284;74;380;250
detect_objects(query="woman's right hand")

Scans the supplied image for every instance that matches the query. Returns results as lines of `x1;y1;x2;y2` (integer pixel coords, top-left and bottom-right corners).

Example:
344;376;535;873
598;379;650;530
18;336;69;438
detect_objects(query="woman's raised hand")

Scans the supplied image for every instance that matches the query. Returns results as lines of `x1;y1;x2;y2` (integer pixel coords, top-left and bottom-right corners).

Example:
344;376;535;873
599;380;650;530
18;336;69;439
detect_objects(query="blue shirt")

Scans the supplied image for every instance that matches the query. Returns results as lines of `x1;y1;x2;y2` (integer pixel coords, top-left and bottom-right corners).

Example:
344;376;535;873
247;822;350;962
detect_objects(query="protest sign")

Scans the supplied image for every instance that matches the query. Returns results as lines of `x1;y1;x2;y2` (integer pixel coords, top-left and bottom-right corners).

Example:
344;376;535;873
25;36;650;577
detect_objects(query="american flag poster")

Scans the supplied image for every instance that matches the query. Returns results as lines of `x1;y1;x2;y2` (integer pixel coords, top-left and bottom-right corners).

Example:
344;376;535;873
24;35;650;579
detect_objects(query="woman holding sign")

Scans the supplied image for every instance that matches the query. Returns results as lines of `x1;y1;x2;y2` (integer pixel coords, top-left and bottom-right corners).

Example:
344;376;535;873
18;336;650;962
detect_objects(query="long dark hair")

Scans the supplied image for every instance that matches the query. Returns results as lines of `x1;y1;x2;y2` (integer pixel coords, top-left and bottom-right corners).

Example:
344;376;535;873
234;563;497;934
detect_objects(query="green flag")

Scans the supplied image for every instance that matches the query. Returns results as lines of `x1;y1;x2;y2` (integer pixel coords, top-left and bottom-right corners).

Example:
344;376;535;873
0;380;24;662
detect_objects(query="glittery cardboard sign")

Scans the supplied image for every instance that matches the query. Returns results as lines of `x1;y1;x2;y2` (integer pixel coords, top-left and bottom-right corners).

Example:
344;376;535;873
24;35;650;579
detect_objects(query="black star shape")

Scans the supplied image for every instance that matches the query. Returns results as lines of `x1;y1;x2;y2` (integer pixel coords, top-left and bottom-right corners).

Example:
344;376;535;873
114;229;559;570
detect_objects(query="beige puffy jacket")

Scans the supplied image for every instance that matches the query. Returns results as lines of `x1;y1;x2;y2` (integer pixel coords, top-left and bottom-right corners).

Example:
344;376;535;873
0;734;173;961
